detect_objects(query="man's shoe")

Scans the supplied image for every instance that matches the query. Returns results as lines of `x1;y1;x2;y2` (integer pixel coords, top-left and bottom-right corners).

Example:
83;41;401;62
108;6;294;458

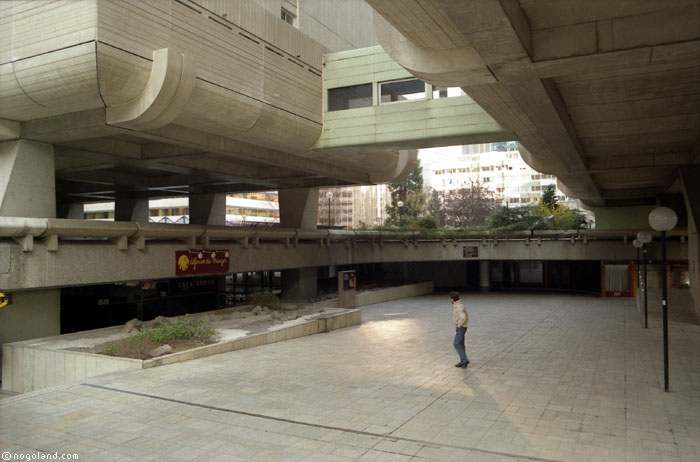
455;362;466;368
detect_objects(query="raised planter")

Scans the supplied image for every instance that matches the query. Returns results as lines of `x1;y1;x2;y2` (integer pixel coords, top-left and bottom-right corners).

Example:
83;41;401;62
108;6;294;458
2;281;433;394
2;309;359;394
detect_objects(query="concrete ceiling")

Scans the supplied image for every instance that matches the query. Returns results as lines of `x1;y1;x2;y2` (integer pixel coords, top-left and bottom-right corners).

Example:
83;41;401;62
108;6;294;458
368;0;700;207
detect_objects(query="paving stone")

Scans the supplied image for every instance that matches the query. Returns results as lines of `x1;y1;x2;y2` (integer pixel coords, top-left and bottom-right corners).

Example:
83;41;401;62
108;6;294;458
1;293;699;461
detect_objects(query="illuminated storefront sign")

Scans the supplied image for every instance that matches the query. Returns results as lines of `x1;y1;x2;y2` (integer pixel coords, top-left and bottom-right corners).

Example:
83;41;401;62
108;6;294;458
175;250;230;276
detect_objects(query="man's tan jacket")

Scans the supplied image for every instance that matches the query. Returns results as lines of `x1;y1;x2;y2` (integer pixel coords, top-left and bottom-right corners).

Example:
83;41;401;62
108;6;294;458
453;299;469;327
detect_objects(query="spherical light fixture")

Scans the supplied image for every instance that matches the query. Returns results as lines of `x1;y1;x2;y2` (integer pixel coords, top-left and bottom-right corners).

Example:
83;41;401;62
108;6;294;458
632;239;642;248
649;207;677;232
637;230;652;244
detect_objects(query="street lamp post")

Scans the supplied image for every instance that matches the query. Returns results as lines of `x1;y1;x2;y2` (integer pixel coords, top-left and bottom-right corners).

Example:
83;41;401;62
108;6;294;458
649;206;677;392
638;230;652;328
326;191;333;227
397;200;404;227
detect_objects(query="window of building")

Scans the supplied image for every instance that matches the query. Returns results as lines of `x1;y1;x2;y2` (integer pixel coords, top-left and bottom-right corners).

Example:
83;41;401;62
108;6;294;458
281;8;296;27
380;79;425;104
432;86;466;99
327;84;372;111
492;141;519;152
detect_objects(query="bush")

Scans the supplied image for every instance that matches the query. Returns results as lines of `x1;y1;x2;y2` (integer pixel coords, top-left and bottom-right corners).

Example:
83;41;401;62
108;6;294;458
101;314;215;359
248;290;281;308
415;216;438;229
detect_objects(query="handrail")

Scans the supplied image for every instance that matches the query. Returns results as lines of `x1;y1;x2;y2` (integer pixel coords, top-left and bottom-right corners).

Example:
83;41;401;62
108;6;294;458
0;217;688;247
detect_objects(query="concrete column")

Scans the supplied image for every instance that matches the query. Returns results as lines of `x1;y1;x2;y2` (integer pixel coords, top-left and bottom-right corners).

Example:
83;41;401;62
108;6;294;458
479;260;490;292
680;167;700;322
189;193;226;226
282;267;318;301
57;202;84;219
0;290;60;347
114;198;149;222
278;188;319;229
0;140;55;217
279;188;320;300
0;141;60;378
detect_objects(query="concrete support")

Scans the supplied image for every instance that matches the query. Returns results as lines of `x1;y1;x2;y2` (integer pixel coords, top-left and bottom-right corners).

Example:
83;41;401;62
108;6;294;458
278;188;319;229
0;140;61;378
279;188;320;300
0;140;55;218
479;260;490;292
57;202;84;220
115;198;149;222
189;193;226;226
0;290;61;384
282;267;318;301
680;167;700;322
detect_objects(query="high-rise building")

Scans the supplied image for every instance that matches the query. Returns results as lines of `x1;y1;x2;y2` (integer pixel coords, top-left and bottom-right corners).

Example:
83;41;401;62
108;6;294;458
421;143;581;209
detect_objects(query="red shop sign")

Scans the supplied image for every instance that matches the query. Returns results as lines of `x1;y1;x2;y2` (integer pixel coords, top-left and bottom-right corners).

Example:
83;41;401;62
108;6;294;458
175;250;230;276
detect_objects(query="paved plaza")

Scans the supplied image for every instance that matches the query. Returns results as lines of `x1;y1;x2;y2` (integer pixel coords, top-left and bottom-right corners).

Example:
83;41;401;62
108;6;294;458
1;292;699;462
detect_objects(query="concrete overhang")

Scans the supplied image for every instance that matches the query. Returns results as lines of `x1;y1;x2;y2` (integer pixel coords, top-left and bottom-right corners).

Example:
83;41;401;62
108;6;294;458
368;0;700;208
0;0;412;205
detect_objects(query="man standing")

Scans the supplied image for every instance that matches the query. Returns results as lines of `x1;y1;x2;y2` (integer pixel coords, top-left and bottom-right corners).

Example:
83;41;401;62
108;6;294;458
451;291;469;368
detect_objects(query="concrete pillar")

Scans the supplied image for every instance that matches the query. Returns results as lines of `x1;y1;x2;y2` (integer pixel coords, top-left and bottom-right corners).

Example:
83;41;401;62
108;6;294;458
189;193;226;226
278;188;319;229
479;260;490;292
282;267;318;301
57;202;84;219
0;290;60;347
114;197;149;222
0;141;60;377
0;140;55;217
279;188;320;300
680;167;700;322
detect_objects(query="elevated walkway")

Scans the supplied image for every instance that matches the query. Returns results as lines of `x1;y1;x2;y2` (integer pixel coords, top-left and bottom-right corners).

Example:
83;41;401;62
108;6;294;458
314;46;514;154
0;217;687;291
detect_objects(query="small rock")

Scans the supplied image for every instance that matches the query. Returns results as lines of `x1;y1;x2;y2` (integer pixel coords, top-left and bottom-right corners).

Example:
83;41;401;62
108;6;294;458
148;344;172;358
270;311;282;320
124;318;142;333
252;306;263;315
294;314;301;319
155;315;173;326
317;308;325;313
262;306;270;314
230;312;244;319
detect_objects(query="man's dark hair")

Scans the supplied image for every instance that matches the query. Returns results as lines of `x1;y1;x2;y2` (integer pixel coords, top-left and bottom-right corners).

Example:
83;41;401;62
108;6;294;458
450;291;460;301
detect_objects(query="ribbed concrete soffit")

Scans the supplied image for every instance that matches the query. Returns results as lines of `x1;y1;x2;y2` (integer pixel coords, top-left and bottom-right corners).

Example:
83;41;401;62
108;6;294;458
368;0;700;208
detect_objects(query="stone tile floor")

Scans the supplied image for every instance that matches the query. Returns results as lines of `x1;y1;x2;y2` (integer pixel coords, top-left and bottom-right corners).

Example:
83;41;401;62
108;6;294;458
1;291;699;461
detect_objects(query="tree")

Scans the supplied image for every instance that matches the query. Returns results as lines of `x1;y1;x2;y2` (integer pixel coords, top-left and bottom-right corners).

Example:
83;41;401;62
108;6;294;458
488;204;541;229
537;184;589;229
386;162;425;226
443;181;498;228
541;184;558;209
425;188;446;227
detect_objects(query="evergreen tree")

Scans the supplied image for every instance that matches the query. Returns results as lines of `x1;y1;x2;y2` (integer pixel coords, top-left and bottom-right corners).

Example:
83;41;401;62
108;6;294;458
541;184;558;209
386;162;425;226
425;188;446;227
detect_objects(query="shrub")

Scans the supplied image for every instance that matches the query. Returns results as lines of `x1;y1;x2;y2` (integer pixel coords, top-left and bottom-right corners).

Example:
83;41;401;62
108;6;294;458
415;216;438;229
248;290;281;308
100;314;215;359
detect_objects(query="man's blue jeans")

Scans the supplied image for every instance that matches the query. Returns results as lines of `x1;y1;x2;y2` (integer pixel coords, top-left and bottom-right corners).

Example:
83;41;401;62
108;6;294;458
453;326;468;363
